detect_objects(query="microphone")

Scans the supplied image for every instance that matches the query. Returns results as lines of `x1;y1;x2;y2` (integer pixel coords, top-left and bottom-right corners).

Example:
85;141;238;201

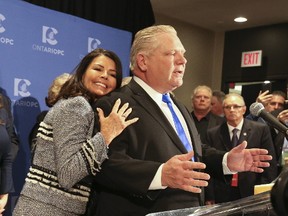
249;102;288;137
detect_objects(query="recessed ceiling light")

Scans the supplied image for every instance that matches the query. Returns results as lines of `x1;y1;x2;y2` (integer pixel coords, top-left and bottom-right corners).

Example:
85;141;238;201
234;17;247;23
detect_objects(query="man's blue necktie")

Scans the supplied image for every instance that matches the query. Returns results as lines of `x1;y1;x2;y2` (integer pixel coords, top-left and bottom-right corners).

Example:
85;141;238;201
162;94;193;154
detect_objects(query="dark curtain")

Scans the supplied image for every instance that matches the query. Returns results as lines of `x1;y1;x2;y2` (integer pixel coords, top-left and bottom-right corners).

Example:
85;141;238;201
23;0;155;37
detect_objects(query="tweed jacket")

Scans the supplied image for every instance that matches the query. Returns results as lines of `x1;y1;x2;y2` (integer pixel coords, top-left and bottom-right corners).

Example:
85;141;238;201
13;96;108;216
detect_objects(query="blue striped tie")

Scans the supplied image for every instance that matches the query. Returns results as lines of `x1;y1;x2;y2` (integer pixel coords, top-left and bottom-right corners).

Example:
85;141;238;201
162;94;193;155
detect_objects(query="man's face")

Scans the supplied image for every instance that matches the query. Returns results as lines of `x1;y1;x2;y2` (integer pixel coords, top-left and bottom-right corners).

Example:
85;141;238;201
223;95;246;126
143;32;187;94
265;95;285;112
211;96;223;116
193;89;211;112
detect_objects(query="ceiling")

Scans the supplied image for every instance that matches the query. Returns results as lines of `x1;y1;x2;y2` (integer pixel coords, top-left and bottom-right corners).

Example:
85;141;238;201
150;0;288;32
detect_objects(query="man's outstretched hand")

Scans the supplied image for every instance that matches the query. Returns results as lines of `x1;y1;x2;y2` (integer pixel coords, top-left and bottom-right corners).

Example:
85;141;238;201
227;141;272;173
162;151;210;193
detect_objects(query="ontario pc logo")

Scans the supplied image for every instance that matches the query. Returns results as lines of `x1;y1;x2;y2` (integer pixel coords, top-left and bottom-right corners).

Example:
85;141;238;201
0;13;14;45
88;37;101;52
32;25;64;55
14;78;31;97
42;26;58;45
0;13;5;33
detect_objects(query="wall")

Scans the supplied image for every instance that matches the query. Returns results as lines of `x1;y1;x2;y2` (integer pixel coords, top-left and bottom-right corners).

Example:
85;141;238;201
153;13;225;110
222;23;288;86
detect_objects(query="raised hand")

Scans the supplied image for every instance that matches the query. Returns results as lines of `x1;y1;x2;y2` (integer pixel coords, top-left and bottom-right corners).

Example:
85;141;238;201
256;90;272;106
162;151;210;193
97;98;139;145
227;141;272;173
277;109;288;124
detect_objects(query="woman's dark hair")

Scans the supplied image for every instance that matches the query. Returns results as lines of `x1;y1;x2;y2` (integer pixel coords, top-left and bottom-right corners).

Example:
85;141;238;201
54;48;123;105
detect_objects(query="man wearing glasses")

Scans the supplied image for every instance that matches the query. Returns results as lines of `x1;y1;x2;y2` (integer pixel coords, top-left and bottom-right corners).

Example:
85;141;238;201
205;93;277;204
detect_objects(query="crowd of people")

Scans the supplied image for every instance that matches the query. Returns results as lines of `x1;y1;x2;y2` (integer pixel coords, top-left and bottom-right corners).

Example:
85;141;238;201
1;24;287;216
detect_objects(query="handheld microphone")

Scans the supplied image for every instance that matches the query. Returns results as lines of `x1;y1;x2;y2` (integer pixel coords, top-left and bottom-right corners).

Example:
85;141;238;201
249;102;288;137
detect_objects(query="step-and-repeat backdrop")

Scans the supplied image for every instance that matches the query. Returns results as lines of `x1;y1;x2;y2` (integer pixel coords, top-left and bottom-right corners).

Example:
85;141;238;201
0;0;132;215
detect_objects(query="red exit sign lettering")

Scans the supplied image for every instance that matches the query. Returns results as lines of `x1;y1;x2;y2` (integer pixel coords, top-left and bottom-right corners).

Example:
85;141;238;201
241;50;262;67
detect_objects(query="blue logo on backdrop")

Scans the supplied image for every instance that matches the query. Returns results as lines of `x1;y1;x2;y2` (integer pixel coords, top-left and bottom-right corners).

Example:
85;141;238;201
42;26;58;45
0;13;14;45
14;78;31;97
13;78;39;108
32;25;64;56
88;37;101;52
0;13;6;33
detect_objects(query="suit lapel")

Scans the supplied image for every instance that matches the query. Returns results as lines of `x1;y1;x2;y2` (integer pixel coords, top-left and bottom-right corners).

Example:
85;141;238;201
221;120;251;150
128;80;188;153
207;114;214;129
238;119;251;144
220;123;232;151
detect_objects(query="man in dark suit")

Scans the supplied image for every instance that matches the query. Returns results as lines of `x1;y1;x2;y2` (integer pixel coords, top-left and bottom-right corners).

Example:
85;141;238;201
271;108;288;174
206;93;278;204
190;85;225;205
191;85;225;144
0;92;19;161
93;25;273;216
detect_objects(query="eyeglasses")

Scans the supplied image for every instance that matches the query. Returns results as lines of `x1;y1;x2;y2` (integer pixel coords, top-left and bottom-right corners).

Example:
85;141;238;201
223;105;244;110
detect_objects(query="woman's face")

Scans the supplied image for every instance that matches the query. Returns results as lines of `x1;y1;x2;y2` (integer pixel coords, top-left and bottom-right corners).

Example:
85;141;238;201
82;55;117;97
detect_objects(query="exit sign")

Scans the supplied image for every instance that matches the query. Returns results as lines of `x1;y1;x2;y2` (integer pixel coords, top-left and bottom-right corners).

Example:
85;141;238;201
241;50;262;67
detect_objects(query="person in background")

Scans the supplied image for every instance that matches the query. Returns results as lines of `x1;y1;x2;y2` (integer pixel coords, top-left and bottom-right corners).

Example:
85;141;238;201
13;48;138;216
0;90;13;123
246;90;286;123
271;107;288;174
190;86;225;204
191;85;225;144
246;90;286;174
29;73;71;156
211;90;225;117
206;93;277;204
260;90;286;113
0;94;15;216
92;25;273;216
0;92;19;161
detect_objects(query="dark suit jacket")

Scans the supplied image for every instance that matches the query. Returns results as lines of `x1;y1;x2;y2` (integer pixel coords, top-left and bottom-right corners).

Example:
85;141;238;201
93;80;227;216
271;127;288;175
191;111;225;143
269;109;288;175
0;94;19;161
0;109;14;194
205;119;278;203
